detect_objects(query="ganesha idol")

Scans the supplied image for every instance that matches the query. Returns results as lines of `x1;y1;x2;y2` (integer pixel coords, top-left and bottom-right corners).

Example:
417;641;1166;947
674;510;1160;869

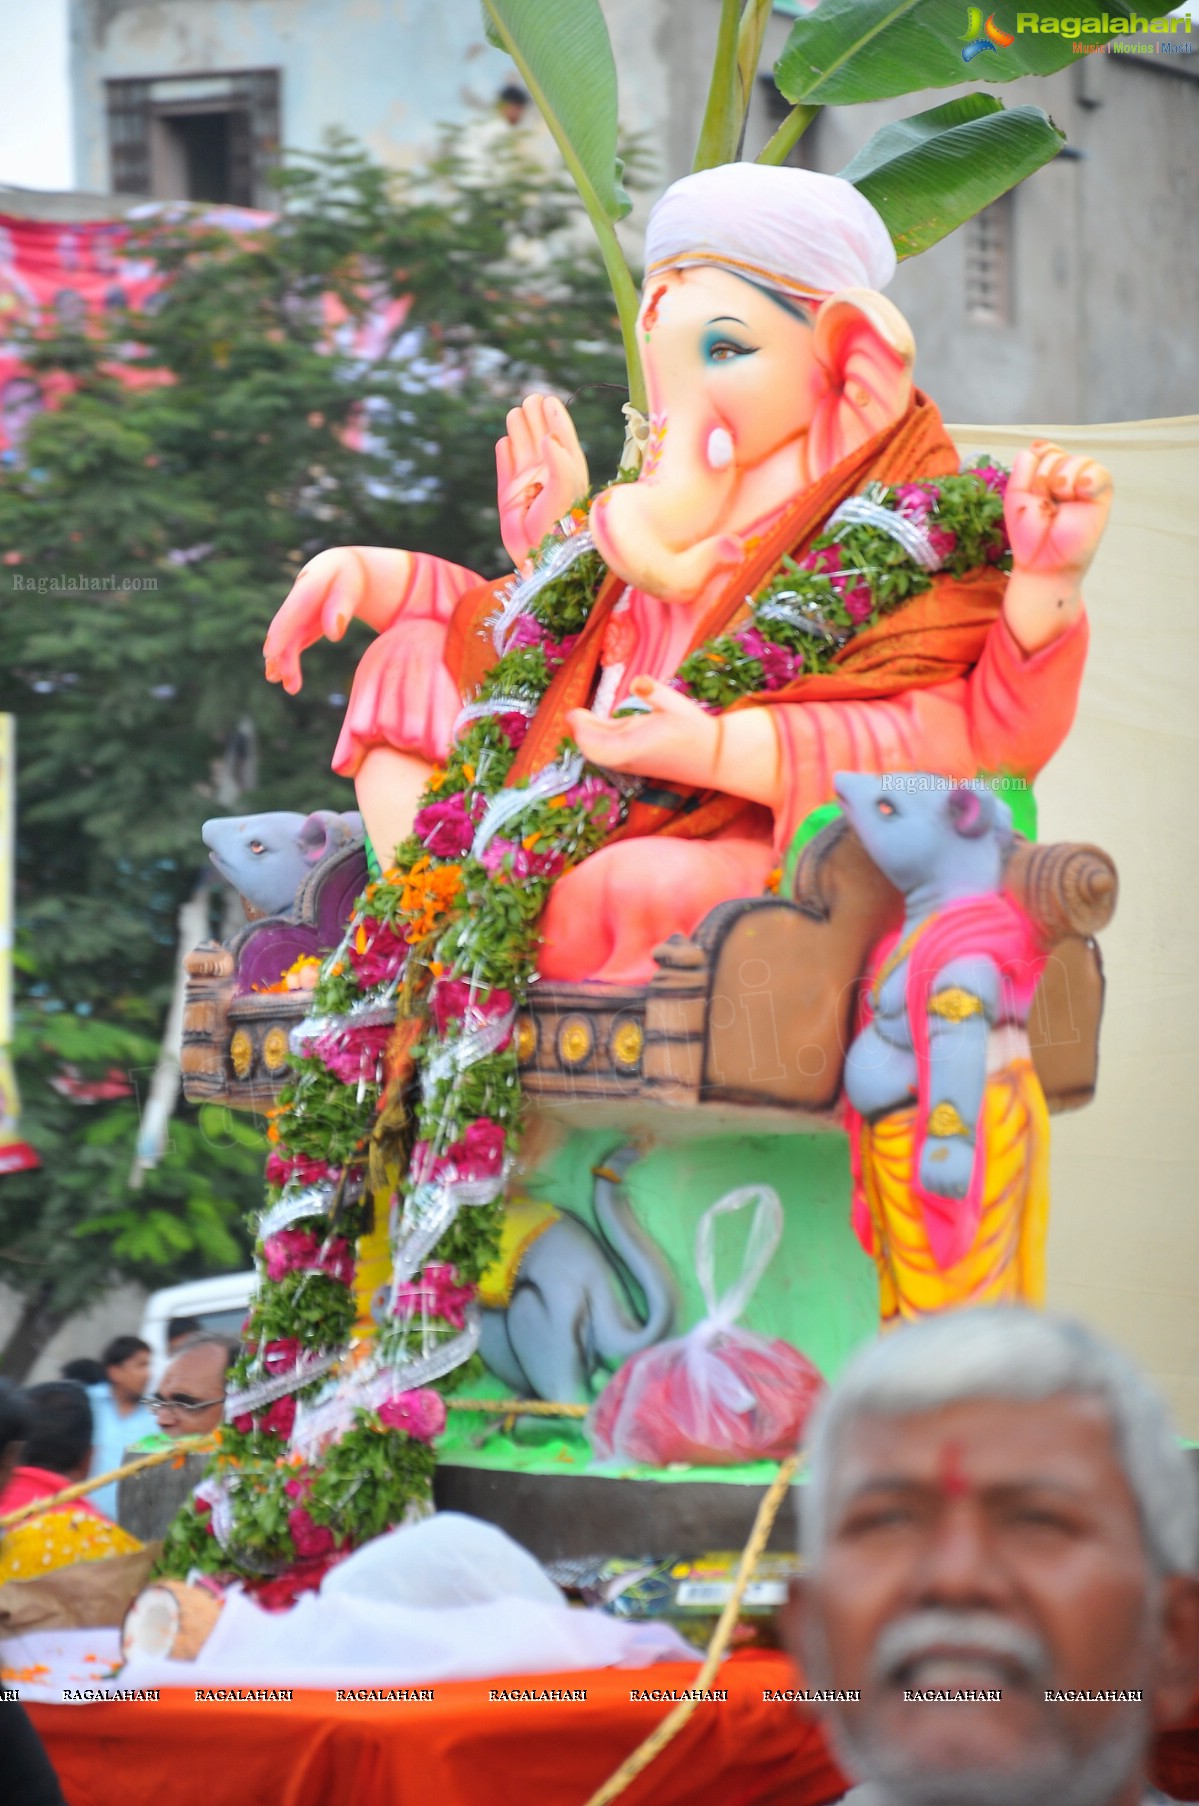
264;162;1110;991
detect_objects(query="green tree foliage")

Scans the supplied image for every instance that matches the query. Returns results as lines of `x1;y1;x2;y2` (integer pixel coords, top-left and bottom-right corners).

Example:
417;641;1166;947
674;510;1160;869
0;135;628;1372
0;998;256;1377
1;133;627;1006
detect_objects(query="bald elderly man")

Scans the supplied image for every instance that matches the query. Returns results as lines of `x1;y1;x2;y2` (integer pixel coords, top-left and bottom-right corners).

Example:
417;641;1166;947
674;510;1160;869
780;1310;1199;1806
144;1332;233;1439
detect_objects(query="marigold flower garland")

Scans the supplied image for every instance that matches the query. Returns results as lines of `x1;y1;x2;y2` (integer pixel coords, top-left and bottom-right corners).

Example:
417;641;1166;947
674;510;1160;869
157;461;1009;1604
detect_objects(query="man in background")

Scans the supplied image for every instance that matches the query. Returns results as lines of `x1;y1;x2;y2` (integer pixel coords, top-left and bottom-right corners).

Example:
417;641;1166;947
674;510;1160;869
118;1333;234;1540
166;1315;203;1354
781;1309;1199;1806
0;1380;68;1806
138;1331;233;1443
0;1382;140;1582
87;1333;155;1516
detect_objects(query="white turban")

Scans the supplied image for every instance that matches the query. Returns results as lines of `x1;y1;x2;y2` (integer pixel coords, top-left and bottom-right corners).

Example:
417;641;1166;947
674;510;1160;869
644;164;896;303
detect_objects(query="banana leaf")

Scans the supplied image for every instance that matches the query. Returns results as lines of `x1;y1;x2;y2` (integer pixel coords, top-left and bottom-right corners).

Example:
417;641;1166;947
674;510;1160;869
840;95;1065;258
693;0;775;171
776;0;1145;107
479;0;645;406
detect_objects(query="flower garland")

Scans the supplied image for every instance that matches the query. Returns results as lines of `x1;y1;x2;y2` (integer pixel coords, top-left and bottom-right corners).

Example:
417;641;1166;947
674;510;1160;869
156;514;621;1600
670;464;1010;708
157;460;1010;1604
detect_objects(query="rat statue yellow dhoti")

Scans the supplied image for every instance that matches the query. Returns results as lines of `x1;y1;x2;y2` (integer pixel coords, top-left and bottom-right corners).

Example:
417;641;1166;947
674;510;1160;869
837;772;1055;1327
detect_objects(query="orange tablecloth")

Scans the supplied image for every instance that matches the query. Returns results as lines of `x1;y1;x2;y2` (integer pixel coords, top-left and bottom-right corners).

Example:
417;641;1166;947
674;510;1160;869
28;1652;1199;1806
29;1652;849;1806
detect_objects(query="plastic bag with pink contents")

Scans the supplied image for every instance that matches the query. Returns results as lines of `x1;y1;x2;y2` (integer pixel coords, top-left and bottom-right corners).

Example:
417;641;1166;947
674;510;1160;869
586;1185;826;1466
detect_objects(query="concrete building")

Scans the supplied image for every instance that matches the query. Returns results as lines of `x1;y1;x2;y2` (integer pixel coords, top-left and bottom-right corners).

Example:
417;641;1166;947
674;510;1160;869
786;50;1199;424
68;0;529;208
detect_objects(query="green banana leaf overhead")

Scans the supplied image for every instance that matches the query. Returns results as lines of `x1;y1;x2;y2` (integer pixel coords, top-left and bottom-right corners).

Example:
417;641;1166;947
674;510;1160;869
480;0;646;404
839;95;1065;259
480;0;630;222
776;0;1147;107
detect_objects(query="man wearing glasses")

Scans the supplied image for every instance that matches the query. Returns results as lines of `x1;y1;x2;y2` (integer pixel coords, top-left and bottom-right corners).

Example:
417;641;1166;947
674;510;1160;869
139;1332;235;1441
120;1333;235;1539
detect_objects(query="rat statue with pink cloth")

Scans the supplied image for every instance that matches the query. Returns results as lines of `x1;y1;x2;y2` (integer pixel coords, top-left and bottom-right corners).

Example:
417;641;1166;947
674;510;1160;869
164;158;1117;1603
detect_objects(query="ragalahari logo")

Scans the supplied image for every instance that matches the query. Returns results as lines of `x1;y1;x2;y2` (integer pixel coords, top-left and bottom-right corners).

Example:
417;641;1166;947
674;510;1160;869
961;7;1018;58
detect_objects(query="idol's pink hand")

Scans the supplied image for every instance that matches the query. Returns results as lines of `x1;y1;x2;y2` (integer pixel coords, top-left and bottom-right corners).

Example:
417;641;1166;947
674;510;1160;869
264;548;416;694
264;549;369;695
496;393;589;571
1004;441;1112;586
568;677;720;786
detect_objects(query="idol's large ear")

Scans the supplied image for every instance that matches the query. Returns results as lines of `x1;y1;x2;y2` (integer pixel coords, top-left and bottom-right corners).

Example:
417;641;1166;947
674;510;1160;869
804;288;915;484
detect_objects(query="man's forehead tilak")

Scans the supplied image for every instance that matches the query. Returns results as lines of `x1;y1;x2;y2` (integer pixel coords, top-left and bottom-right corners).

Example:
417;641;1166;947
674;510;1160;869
822;1397;1134;1525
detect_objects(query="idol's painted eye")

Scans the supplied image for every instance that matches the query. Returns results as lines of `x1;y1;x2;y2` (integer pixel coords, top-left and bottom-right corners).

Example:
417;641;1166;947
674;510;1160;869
249;839;266;854
702;331;756;365
876;799;897;817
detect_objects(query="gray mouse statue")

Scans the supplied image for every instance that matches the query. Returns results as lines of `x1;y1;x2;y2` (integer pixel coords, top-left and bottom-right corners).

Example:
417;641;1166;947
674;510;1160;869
202;809;364;917
835;771;1049;1328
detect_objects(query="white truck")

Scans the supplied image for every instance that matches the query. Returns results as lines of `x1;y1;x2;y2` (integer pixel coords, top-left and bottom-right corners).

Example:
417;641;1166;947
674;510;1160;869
139;1270;256;1369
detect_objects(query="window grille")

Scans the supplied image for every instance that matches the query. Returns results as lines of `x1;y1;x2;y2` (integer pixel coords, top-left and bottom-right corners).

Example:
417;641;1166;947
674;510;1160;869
105;70;280;208
964;194;1013;327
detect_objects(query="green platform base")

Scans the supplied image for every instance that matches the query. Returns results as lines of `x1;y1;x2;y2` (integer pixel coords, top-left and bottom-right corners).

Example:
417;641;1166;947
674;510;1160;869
431;1125;874;1558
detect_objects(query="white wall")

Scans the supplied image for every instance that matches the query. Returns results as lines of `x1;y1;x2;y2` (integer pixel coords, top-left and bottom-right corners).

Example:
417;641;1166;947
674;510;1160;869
0;0;73;190
0;1279;149;1385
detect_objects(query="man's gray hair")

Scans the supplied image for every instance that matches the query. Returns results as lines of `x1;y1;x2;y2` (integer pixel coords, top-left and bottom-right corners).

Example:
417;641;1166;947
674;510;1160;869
172;1331;237;1374
802;1309;1198;1576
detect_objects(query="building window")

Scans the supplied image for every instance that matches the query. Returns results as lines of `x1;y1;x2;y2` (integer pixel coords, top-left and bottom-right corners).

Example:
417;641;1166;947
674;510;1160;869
105;71;281;209
964;194;1013;327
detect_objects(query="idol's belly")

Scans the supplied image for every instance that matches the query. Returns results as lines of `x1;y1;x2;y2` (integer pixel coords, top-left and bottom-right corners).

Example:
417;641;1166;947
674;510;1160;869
844;1022;918;1121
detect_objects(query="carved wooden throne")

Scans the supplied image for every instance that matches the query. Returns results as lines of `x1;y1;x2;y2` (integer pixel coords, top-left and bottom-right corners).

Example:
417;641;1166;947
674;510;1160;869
182;822;1117;1132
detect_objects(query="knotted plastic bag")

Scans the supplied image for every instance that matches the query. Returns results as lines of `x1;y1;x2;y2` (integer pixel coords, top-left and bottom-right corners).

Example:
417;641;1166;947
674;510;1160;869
587;1185;826;1466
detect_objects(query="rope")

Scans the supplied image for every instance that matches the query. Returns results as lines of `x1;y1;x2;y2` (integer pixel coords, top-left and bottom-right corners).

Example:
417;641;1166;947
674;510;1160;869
0;1396;581;1530
579;1453;802;1806
0;1435;217;1530
1;1389;799;1806
445;1396;589;1418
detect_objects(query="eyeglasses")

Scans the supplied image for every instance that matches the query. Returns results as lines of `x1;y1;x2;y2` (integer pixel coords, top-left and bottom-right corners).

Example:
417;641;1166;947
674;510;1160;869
142;1393;224;1414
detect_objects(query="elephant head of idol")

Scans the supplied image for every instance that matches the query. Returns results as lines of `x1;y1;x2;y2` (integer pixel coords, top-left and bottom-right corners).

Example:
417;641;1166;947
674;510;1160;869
588;165;915;605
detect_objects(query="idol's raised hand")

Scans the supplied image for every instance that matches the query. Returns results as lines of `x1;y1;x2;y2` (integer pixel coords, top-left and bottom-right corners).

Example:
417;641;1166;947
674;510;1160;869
1005;440;1113;584
496;394;590;571
1002;441;1113;654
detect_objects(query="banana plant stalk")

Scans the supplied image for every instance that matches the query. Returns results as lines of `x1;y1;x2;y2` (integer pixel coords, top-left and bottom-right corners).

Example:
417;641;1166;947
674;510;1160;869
693;0;777;171
480;0;647;412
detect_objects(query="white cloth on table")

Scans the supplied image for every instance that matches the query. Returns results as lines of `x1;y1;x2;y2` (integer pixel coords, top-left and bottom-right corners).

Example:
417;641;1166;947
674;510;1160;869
118;1514;694;1691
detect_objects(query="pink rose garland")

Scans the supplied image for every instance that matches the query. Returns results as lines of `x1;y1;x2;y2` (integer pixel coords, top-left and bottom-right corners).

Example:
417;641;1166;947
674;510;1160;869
377;1389;446;1442
262;1227;355;1287
392;1262;475;1331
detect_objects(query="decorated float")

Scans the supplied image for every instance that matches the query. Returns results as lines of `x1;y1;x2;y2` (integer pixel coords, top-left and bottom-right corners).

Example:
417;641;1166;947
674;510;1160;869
36;3;1197;1800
